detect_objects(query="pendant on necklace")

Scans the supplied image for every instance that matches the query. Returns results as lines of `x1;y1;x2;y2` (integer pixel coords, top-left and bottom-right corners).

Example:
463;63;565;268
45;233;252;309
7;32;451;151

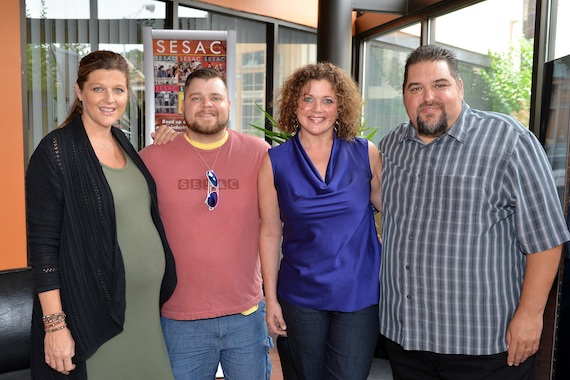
90;140;111;151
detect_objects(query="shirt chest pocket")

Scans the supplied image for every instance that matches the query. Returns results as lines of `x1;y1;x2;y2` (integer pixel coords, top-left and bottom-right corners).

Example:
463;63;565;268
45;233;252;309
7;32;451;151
425;174;484;232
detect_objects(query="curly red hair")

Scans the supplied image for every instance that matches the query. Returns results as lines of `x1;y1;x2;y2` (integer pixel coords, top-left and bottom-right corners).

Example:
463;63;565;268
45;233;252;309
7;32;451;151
276;62;362;140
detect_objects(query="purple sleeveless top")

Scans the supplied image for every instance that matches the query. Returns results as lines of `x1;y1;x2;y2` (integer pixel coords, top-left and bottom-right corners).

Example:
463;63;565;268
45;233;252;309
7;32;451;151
269;133;381;312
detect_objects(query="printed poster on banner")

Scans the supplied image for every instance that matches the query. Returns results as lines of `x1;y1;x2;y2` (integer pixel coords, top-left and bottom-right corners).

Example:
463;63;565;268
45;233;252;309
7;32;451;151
142;28;236;145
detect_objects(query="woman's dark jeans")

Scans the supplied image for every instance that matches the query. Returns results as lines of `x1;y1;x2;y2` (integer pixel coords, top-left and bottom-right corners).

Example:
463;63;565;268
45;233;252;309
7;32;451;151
279;297;379;380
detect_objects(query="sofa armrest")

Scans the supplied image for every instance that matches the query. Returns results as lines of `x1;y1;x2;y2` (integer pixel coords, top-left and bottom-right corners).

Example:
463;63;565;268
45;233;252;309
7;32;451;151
0;268;33;374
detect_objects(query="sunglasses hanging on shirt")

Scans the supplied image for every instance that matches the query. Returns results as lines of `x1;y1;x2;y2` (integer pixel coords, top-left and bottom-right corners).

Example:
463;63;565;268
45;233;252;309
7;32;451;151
205;169;219;210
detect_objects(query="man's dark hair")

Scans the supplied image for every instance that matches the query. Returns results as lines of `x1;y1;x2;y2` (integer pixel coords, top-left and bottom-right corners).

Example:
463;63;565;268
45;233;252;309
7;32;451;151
402;45;461;93
184;67;227;92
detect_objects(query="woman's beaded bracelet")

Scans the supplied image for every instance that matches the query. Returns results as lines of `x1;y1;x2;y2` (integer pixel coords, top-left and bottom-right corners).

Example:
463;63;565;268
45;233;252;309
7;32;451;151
44;319;65;329
45;323;67;333
42;312;66;332
42;312;66;323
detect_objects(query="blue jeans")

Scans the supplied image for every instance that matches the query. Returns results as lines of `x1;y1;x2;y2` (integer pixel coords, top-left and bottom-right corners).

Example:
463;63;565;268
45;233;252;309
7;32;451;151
161;301;273;380
279;297;379;380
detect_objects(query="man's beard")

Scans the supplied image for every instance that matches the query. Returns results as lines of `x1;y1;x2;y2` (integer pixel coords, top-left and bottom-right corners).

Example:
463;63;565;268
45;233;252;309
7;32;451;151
187;119;227;136
416;103;448;138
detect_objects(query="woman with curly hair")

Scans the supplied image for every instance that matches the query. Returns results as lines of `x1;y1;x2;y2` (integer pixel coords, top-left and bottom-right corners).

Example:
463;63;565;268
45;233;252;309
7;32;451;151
259;62;382;379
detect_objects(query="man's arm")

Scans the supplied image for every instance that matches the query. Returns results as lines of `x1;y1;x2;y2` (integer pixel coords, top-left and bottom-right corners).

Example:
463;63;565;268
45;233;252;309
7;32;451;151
506;244;562;366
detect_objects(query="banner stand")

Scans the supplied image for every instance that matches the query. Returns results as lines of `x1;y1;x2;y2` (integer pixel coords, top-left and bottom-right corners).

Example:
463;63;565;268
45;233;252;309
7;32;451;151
142;27;236;146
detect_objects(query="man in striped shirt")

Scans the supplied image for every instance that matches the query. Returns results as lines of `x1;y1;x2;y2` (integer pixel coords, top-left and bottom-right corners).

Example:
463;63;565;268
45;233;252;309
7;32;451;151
378;45;570;380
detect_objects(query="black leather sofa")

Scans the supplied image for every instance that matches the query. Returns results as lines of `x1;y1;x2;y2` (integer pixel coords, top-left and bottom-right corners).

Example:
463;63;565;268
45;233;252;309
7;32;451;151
0;267;33;379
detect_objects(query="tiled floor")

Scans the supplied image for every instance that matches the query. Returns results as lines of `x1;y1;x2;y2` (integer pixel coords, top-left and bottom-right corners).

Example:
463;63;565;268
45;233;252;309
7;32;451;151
269;334;284;380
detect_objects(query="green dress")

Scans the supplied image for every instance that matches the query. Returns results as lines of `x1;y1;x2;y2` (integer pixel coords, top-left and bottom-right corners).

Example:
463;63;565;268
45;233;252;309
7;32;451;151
86;153;174;380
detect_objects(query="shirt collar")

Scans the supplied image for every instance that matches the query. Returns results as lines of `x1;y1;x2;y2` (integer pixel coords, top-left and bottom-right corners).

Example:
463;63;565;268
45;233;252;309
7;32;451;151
184;129;229;150
398;102;470;144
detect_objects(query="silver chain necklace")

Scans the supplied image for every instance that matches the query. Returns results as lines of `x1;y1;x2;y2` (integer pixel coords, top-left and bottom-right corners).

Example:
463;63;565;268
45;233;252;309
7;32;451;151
191;142;223;211
89;139;112;151
191;143;222;171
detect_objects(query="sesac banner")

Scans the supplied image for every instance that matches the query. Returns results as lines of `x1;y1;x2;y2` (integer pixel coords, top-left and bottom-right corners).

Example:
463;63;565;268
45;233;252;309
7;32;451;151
142;27;236;145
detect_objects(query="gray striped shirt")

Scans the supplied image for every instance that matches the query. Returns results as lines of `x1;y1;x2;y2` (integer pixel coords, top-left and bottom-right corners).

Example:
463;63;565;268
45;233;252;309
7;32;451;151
378;102;570;355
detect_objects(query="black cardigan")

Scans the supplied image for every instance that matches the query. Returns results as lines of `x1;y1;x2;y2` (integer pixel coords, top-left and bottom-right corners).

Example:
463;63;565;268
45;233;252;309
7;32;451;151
25;116;176;379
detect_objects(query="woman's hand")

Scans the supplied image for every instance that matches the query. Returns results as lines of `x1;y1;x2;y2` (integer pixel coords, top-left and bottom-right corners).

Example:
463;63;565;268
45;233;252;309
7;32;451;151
44;327;76;375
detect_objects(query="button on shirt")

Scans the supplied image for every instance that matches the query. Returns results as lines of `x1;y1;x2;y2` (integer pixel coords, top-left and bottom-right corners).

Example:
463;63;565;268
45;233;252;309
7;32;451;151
378;102;570;355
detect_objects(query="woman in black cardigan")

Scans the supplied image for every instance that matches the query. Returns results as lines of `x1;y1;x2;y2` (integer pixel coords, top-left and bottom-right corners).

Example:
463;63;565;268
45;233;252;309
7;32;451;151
26;50;177;379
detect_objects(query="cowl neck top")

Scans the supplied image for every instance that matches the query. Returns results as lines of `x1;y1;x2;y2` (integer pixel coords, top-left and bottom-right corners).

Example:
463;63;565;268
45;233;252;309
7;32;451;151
269;132;381;312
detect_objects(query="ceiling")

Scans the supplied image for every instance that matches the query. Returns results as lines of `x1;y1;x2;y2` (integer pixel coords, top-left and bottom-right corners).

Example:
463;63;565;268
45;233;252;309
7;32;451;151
353;0;447;14
353;0;449;34
193;0;450;32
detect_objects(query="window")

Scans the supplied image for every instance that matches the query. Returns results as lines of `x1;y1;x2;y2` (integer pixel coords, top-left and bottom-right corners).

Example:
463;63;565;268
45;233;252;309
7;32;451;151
24;1;316;155
241;98;264;135
433;0;533;126
360;0;534;143
25;0;166;153
242;72;264;92
361;24;420;145
261;26;317;141
277;27;317;87
549;0;570;60
178;6;268;137
241;71;265;136
242;51;264;67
